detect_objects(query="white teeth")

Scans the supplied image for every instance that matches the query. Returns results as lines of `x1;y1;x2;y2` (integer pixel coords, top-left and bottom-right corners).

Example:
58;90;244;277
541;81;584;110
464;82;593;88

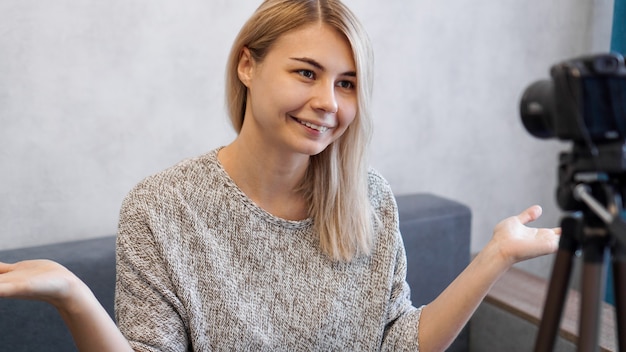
299;119;329;132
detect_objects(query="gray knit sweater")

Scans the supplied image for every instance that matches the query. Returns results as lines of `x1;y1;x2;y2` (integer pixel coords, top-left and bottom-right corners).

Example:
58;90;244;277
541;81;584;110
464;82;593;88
115;148;422;351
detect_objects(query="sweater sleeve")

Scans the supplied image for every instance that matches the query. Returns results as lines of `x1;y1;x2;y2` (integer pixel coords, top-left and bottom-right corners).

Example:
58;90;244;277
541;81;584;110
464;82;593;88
114;186;190;352
380;234;423;351
369;169;422;351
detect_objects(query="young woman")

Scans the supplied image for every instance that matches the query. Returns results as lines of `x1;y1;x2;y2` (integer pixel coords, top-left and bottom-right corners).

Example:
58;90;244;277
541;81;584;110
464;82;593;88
0;0;560;351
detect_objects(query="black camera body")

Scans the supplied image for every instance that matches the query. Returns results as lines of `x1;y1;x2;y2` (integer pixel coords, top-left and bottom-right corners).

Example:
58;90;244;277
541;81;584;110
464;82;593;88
520;53;626;211
520;52;626;144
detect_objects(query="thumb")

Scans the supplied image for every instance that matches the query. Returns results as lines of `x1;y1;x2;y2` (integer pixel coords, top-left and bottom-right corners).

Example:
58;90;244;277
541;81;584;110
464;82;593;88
517;205;542;224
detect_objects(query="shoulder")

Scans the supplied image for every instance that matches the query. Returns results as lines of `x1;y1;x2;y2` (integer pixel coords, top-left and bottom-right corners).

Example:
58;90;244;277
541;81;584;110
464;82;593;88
367;167;391;193
367;167;396;211
121;149;221;211
364;168;406;267
366;167;401;242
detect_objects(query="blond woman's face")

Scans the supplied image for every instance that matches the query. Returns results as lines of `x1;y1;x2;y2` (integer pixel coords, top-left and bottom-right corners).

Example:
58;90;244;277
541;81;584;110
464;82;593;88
237;23;358;157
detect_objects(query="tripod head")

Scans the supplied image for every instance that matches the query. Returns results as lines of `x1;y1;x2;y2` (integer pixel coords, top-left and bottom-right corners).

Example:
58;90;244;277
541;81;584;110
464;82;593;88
555;141;626;250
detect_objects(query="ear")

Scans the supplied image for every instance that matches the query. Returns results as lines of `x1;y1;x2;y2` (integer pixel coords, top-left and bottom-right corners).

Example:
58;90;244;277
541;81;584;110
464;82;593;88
237;47;255;87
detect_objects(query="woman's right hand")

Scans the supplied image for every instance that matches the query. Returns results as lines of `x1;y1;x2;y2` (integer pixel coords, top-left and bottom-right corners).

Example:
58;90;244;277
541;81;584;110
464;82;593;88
0;260;82;308
0;260;134;352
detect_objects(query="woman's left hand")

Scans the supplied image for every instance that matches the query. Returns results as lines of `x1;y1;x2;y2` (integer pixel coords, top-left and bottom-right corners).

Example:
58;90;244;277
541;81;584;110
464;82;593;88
490;205;561;266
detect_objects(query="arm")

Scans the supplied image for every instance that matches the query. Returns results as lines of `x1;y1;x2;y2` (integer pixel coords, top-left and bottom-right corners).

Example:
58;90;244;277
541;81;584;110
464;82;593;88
0;260;133;352
418;205;561;352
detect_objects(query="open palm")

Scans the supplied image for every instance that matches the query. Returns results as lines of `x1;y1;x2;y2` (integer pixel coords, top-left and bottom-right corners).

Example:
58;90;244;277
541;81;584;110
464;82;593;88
492;205;561;265
0;260;79;307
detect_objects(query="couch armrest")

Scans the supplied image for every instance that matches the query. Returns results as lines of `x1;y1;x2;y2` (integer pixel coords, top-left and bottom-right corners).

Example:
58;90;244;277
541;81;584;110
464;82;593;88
395;192;472;352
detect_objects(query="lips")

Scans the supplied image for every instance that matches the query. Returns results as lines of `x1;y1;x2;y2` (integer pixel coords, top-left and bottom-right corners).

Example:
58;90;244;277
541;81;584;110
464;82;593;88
293;117;330;133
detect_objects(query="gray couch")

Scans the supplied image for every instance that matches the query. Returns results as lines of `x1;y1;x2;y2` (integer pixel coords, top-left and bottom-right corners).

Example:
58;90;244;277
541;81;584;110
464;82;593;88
0;193;471;351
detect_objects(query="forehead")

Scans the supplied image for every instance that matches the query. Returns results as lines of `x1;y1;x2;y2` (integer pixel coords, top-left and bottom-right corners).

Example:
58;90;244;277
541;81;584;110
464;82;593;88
266;23;356;71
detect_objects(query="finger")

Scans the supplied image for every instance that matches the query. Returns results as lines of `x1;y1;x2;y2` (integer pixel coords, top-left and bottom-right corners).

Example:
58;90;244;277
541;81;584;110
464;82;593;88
541;229;562;252
0;266;24;297
0;262;15;274
0;281;33;300
517;205;542;224
0;282;19;297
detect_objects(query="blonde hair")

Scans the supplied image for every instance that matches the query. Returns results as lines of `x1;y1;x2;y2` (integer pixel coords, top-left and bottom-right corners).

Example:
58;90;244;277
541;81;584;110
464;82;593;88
225;0;375;261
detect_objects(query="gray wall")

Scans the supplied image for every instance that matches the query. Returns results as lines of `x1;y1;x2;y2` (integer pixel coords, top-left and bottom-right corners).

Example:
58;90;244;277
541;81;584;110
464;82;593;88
0;1;614;278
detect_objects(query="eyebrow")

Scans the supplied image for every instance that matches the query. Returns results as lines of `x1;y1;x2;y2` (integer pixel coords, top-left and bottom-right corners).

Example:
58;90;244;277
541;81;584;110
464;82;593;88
290;57;356;77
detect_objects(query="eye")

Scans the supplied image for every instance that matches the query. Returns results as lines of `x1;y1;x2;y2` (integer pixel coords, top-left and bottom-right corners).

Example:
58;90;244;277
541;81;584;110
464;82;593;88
337;80;355;90
296;69;315;79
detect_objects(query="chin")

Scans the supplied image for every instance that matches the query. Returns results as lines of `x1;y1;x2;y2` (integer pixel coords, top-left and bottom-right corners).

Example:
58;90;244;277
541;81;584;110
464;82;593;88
303;143;333;157
290;136;336;157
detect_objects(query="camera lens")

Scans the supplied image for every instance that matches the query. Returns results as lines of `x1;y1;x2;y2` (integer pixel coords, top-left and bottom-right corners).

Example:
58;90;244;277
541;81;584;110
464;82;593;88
520;80;556;139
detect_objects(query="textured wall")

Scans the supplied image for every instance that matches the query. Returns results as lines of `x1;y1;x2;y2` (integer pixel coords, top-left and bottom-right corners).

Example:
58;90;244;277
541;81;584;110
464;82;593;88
0;0;614;277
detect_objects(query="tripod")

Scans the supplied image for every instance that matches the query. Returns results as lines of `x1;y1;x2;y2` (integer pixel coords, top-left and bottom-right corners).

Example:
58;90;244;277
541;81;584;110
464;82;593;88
534;176;626;351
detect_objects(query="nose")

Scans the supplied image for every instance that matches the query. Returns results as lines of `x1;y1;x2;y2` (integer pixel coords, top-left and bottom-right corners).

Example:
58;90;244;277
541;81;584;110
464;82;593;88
312;81;338;114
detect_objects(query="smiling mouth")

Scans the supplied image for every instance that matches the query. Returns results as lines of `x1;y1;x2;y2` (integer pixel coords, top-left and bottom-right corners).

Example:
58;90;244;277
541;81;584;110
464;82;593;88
294;117;330;133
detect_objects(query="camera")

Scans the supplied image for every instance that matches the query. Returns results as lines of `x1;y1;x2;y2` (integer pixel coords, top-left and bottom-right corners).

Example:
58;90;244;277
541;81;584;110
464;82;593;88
520;53;626;211
522;53;626;351
520;52;626;143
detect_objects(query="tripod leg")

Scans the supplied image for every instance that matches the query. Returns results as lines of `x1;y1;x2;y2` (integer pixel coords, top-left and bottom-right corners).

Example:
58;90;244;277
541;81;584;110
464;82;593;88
579;235;609;352
612;244;626;351
535;217;580;352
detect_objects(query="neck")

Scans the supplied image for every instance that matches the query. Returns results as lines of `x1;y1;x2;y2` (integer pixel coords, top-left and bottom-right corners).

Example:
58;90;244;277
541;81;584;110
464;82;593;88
218;139;310;220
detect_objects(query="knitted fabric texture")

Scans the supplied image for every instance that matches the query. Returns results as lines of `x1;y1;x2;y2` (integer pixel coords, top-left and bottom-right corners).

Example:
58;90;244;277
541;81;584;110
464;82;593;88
115;148;422;351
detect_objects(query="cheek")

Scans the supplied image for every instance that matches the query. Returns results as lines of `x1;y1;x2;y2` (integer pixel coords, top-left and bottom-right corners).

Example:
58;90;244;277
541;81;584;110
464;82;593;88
249;73;303;114
338;99;358;128
268;85;311;115
332;109;358;143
